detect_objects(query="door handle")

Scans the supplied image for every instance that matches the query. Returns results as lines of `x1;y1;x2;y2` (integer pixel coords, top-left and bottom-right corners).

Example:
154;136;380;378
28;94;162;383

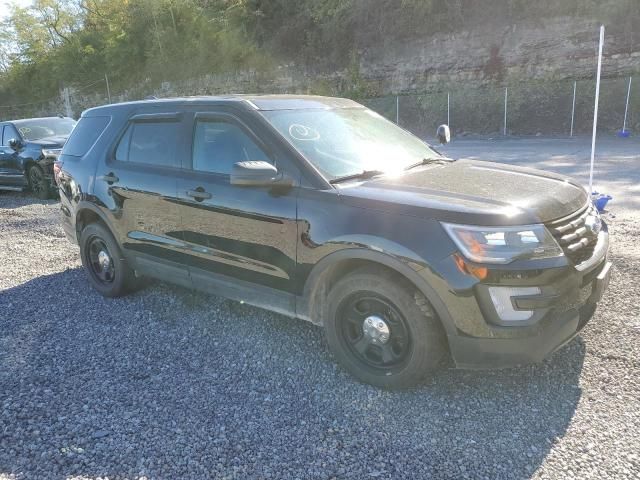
186;188;212;201
99;172;119;184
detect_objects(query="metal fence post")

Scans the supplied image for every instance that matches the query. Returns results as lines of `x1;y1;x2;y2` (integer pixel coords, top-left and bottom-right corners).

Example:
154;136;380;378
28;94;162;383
503;87;508;136
570;80;577;137
105;74;112;104
62;87;72;118
623;76;632;133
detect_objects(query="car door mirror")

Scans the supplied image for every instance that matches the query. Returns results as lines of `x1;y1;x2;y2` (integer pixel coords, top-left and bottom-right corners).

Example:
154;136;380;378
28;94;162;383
231;161;280;187
436;124;450;145
8;138;23;151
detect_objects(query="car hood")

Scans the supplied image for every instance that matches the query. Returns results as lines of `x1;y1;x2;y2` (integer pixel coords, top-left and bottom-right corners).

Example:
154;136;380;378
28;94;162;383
337;159;589;226
28;135;69;148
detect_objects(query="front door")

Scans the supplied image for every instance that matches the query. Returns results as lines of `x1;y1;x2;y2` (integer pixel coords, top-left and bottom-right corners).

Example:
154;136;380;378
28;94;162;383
0;125;25;188
175;111;299;305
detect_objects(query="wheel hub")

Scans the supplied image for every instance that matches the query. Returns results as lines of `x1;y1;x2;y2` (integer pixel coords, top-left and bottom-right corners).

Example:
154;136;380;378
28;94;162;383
362;315;390;344
97;250;111;271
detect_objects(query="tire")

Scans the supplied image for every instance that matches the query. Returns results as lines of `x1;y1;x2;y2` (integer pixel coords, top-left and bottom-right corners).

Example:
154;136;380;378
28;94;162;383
324;267;446;389
27;165;51;200
79;222;138;297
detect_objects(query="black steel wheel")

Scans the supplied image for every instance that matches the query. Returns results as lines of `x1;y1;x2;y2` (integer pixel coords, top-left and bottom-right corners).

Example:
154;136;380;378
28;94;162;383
87;237;116;285
27;165;50;199
338;293;412;371
80;222;139;297
324;266;446;388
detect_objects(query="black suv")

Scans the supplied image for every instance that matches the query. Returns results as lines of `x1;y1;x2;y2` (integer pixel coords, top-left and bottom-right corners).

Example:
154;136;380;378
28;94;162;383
0;116;76;198
58;96;611;388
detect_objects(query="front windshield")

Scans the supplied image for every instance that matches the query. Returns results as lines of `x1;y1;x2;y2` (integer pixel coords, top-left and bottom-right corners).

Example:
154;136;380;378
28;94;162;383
14;117;76;141
261;108;440;179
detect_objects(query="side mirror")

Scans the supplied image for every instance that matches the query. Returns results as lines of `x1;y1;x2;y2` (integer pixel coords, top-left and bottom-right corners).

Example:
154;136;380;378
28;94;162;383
8;138;23;151
436;124;450;145
231;161;292;188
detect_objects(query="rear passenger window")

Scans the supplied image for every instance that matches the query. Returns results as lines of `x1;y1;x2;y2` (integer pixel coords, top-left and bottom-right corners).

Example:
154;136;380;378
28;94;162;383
62;116;108;157
115;121;180;168
192;120;270;174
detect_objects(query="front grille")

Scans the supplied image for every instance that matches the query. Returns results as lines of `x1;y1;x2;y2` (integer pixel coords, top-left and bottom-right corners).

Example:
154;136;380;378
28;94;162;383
546;203;599;266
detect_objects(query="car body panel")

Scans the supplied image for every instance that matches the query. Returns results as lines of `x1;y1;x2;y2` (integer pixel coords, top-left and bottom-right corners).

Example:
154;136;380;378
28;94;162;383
170;107;302;294
336;160;588;226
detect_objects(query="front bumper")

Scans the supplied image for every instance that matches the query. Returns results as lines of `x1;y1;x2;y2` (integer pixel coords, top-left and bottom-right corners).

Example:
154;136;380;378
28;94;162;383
430;226;611;369
40;161;57;190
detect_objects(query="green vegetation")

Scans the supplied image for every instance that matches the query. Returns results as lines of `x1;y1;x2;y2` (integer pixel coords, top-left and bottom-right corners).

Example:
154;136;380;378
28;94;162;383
0;0;637;116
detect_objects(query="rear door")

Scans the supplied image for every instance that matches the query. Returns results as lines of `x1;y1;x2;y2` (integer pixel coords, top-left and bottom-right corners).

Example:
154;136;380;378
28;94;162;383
174;109;299;302
93;111;191;286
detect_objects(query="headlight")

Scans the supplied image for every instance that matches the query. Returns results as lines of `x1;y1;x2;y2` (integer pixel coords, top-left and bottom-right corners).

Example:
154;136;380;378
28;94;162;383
441;222;564;264
42;148;62;159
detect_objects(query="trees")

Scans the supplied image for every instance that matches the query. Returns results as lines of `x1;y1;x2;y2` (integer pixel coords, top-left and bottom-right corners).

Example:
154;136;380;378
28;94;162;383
0;0;628;115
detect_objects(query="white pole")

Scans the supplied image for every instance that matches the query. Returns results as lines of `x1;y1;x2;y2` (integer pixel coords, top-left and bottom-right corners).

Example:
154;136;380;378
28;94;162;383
503;87;508;136
623;76;632;133
447;92;450;126
589;25;605;195
570;81;577;137
396;95;399;125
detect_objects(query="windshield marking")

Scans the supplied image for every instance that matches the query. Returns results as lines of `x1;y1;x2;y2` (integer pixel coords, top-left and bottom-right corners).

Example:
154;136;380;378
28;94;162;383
288;124;320;141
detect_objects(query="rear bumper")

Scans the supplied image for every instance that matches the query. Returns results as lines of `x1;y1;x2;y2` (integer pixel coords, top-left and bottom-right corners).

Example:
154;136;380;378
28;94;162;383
59;201;78;244
431;228;611;369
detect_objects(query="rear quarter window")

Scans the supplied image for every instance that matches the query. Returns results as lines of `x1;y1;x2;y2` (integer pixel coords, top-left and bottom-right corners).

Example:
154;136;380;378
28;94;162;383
62;116;110;157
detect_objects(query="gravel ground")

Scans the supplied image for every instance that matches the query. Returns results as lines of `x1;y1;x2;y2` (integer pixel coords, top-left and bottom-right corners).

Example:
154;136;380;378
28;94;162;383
1;138;639;479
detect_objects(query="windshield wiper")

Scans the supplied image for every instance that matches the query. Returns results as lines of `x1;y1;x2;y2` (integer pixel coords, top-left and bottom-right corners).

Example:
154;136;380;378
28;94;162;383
404;157;449;171
329;169;385;184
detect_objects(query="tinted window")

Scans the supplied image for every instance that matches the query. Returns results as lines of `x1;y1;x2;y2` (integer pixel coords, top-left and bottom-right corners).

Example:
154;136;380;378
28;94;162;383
62;116;109;157
2;124;20;146
192;120;270;174
115;125;133;162
120;121;181;168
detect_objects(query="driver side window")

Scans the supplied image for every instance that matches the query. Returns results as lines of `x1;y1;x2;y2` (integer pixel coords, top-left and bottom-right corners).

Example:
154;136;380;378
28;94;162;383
2;125;20;146
192;120;271;175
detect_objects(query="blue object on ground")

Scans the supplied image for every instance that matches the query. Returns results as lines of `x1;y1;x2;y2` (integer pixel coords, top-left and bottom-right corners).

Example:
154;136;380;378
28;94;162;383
591;192;612;212
617;130;631;138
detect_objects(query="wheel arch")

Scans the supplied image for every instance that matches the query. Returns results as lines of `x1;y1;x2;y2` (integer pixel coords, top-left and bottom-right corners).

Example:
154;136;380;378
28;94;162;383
74;202;118;244
23;159;40;180
297;248;456;337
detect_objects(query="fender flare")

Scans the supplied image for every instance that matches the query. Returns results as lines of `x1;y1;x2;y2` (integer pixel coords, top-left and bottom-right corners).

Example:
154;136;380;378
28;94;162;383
298;248;457;337
74;201;118;242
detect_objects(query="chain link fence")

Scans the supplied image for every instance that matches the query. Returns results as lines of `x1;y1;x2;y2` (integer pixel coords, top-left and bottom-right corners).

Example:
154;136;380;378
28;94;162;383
363;76;637;138
1;75;637;139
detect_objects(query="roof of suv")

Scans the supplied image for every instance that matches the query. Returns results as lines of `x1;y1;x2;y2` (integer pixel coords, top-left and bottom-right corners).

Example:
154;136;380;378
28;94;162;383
83;94;363;116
